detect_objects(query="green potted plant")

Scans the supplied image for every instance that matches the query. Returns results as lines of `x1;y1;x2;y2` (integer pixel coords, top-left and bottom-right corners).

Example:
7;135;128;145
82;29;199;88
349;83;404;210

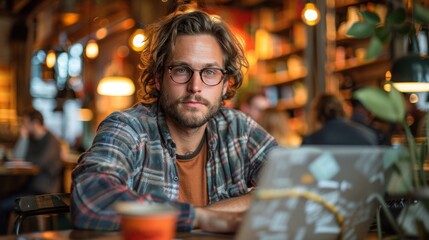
336;0;429;237
352;82;429;238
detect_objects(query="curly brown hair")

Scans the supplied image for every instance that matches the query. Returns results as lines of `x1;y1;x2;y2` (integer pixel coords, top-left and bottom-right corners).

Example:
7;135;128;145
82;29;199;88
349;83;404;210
137;9;248;103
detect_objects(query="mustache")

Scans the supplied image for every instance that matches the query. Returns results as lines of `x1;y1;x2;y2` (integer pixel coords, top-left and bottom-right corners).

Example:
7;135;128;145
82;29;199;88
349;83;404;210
179;95;209;105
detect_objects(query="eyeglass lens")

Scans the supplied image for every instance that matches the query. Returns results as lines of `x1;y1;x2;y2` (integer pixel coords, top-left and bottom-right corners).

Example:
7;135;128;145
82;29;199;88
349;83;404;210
169;65;224;86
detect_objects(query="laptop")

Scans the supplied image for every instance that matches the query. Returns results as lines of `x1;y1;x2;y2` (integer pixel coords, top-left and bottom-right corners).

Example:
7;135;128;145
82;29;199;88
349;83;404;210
236;146;388;240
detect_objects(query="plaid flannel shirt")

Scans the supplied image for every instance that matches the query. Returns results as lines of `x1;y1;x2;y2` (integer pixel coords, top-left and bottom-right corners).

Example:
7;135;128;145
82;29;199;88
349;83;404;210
71;103;277;231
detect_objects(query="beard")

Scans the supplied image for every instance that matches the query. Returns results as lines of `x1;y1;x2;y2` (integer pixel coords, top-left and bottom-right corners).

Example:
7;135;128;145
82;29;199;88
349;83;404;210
159;90;223;129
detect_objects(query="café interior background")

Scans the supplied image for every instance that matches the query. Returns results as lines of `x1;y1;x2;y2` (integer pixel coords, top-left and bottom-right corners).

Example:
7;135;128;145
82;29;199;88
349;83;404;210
0;0;427;151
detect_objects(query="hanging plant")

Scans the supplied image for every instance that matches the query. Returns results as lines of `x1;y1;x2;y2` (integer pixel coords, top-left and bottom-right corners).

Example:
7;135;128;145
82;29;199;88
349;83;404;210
346;0;429;60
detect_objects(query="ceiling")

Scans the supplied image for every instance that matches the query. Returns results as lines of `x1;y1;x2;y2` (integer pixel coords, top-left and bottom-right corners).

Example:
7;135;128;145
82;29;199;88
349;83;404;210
0;0;46;16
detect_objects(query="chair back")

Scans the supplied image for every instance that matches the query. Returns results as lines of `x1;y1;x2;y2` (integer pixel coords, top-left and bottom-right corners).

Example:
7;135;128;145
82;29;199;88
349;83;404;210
13;193;71;235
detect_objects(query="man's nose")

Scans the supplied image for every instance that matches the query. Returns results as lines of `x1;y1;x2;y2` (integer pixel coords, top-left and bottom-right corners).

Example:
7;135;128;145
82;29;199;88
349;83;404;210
187;71;203;93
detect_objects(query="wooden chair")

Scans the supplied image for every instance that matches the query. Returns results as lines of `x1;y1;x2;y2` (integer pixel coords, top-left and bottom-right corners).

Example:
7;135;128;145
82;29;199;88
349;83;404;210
13;193;71;235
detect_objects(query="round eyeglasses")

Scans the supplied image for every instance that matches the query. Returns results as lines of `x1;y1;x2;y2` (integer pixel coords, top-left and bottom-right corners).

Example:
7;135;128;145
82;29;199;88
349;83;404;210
167;65;227;86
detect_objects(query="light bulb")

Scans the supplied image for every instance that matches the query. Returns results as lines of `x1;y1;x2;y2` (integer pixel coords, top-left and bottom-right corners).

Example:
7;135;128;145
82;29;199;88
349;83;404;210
46;50;56;68
85;40;99;59
97;77;135;96
129;29;146;52
302;3;320;26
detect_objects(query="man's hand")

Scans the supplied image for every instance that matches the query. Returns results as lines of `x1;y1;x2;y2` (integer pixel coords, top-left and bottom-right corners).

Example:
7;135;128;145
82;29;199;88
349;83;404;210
192;192;253;233
193;208;245;233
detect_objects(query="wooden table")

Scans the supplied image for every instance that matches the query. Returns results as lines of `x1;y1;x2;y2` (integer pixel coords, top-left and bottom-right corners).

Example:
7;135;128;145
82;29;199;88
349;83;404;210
0;229;382;240
0;229;234;239
0;162;40;199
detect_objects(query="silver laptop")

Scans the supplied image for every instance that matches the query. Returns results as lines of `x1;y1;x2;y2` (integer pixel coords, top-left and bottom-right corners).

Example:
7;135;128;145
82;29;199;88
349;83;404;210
236;146;388;240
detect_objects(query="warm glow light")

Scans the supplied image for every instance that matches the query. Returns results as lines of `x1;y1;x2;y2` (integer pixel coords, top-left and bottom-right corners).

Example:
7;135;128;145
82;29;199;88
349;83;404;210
383;83;391;92
79;108;93;121
129;29;146;52
385;70;392;81
97;76;135;96
61;13;80;26
409;93;419;103
46;50;56;68
96;28;108;39
392;82;429;92
85;40;99;59
120;18;135;30
302;3;320;26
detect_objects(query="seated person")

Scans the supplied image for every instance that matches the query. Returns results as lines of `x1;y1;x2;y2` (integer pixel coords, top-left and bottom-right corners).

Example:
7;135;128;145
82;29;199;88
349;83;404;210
302;93;377;145
0;109;63;235
350;98;400;146
239;92;270;123
259;107;302;147
71;8;277;233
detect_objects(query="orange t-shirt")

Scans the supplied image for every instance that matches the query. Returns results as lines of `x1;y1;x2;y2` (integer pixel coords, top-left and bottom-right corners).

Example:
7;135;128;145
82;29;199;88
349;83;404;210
176;139;208;207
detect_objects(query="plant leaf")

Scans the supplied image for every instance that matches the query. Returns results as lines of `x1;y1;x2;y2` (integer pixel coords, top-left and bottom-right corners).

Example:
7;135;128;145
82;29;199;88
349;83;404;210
415;4;429;24
352;86;406;123
389;84;406;122
365;36;383;60
346;22;375;39
386;7;406;25
360;10;381;25
375;26;391;44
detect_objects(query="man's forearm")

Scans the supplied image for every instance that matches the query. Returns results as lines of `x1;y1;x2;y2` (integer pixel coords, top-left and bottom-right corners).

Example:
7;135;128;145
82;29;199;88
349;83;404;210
192;192;254;232
205;192;253;212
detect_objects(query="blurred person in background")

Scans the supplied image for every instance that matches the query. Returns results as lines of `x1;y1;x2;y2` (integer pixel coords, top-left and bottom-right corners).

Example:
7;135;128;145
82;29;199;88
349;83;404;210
71;9;277;234
350;98;399;146
259;107;301;147
0;109;63;235
302;93;378;146
239;92;270;123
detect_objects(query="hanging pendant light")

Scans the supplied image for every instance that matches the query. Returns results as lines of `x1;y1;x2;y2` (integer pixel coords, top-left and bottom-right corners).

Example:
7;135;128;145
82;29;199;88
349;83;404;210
390;54;429;92
390;26;429;92
60;0;80;26
97;76;135;96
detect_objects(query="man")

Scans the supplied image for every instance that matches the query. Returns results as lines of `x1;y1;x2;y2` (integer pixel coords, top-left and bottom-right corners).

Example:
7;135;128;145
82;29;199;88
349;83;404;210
71;9;277;233
0;109;63;234
301;93;378;145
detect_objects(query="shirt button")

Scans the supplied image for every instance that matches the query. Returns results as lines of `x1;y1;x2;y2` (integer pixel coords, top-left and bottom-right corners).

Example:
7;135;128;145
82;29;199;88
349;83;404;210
173;176;179;182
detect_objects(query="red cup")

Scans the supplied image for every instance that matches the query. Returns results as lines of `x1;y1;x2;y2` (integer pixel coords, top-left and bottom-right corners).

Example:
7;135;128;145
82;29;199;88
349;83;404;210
115;202;178;240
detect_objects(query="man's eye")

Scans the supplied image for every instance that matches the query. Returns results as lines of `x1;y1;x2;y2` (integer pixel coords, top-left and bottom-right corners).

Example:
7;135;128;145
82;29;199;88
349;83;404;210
203;69;216;76
174;67;189;74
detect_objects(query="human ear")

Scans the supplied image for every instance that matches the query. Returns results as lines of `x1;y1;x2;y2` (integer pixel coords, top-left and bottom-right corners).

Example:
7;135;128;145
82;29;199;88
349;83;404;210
155;79;161;90
222;80;228;97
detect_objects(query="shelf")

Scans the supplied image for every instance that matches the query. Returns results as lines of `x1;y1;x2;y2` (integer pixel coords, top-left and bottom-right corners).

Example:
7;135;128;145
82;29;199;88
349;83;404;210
335;35;370;45
253;0;308;116
260;70;306;86
276;98;306;111
335;0;385;10
334;57;390;73
264;17;300;33
258;47;304;61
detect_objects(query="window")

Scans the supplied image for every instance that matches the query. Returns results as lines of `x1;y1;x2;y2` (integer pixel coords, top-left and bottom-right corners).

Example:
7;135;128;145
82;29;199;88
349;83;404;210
30;43;85;146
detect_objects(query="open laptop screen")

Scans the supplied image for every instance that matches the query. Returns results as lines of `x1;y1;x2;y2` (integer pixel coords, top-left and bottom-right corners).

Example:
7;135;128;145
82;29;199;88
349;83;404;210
236;146;387;240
